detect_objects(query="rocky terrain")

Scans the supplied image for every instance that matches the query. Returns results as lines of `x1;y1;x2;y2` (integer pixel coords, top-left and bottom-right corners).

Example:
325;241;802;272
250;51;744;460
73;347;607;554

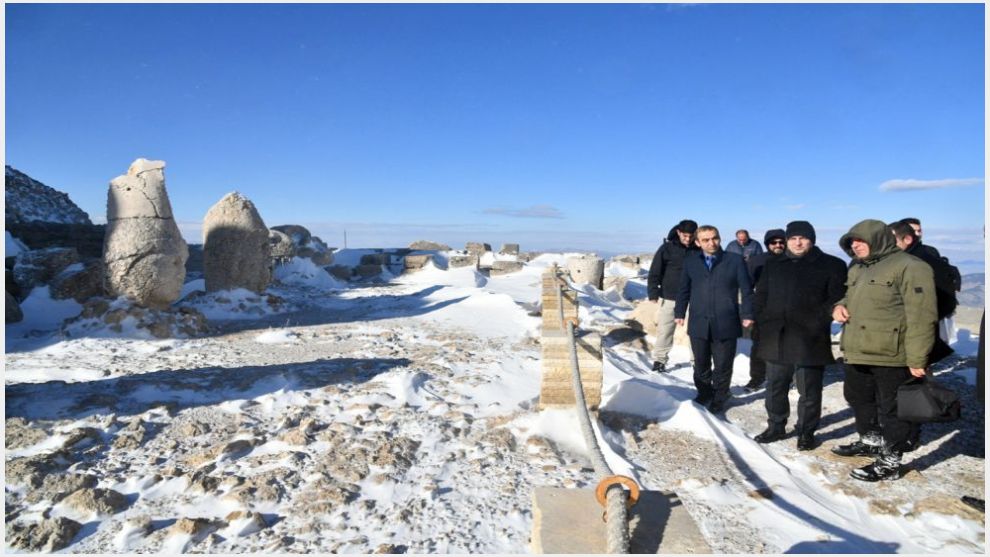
5;166;92;226
5;261;985;553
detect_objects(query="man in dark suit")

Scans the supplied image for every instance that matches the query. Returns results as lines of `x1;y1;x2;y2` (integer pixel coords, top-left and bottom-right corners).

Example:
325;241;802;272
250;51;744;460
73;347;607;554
675;225;754;413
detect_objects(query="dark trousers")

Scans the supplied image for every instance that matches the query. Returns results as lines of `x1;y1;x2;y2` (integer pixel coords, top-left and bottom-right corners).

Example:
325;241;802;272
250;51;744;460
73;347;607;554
750;346;767;384
843;363;914;452
765;362;823;434
690;336;737;404
748;326;766;384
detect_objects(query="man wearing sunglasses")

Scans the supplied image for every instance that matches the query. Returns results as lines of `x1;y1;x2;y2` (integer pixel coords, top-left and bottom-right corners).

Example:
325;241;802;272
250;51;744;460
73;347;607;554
742;229;787;392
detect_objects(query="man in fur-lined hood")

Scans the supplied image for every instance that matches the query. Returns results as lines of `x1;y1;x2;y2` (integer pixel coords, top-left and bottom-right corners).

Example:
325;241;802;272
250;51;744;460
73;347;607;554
830;219;937;482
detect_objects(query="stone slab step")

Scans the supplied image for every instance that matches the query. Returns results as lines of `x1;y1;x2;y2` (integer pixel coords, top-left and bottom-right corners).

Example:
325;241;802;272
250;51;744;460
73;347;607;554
531;487;711;554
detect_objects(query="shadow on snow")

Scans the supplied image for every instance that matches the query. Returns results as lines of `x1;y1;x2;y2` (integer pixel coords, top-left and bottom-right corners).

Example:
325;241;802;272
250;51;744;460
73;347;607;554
5;357;412;422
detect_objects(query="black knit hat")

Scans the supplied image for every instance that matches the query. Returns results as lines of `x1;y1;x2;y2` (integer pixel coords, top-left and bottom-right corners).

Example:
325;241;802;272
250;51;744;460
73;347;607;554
763;229;785;248
676;219;698;234
785;220;816;243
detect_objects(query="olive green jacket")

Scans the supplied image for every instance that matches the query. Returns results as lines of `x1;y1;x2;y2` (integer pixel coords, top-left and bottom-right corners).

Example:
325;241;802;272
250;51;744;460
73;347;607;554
836;219;937;368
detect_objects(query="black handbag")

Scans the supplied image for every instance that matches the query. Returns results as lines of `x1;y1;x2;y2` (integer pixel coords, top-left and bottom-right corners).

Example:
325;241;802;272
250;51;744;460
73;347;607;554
897;376;961;423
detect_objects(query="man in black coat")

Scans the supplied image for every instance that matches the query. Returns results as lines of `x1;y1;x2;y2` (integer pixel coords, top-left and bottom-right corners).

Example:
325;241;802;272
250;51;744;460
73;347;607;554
646;219;699;373
675;225;754;413
751;221;847;450
742;228;787;392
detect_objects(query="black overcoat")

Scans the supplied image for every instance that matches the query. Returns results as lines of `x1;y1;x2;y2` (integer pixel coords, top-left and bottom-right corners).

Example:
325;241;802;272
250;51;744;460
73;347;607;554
753;246;847;366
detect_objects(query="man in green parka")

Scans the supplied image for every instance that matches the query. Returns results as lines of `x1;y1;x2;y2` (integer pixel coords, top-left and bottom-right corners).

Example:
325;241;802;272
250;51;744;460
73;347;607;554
830;219;938;481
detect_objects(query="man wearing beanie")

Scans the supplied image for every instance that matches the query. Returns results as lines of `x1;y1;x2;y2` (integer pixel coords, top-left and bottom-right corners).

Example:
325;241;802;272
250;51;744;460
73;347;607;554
742;229;787;392
752;221;847;451
646;219;699;373
831;219;937;481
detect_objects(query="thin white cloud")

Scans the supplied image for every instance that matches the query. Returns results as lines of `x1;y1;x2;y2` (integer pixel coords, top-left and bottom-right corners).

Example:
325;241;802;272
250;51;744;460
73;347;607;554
879;177;983;192
482;205;565;219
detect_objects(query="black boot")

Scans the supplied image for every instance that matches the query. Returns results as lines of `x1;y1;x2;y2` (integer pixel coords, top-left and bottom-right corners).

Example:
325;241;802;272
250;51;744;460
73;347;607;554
652;361;668;373
850;449;902;482
831;432;882;457
754;427;786;444
796;432;818;451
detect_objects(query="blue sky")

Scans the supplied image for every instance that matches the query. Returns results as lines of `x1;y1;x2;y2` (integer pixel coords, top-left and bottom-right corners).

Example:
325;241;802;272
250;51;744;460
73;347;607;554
5;3;985;267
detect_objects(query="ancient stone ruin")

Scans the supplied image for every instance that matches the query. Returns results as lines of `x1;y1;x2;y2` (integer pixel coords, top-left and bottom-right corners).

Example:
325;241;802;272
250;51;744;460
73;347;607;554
103;159;188;309
271;224;334;266
409;240;451;251
203;192;271;293
566;255;605;289
499;243;520;255
465;242;491;255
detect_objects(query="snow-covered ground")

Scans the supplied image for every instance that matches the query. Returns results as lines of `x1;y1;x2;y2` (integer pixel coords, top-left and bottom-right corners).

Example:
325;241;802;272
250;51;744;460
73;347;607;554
5;254;985;553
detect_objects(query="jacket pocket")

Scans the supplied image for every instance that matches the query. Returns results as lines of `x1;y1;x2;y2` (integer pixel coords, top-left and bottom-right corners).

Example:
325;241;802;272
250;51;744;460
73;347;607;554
852;323;901;358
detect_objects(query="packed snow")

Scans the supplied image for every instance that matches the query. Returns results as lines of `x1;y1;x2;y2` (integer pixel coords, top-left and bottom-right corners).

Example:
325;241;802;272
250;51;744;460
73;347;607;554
4;253;985;553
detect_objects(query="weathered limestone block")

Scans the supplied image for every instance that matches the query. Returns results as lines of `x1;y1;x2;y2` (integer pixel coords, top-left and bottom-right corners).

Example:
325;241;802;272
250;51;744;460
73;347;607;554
409;240;451;251
203;192;271;293
603;275;628;296
103;159;188;308
465;242;491;255
448;255;478;268
627;300;658;336
625;300;691;347
50;259;104;302
403;254;433;272
566;255;604;289
499;243;520;255
491;261;525;276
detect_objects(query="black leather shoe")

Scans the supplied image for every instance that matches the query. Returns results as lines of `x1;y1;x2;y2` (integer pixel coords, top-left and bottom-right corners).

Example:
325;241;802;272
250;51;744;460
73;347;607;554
831;440;881;458
850;457;901;482
707;400;726;414
754;428;786;443
652;361;668;373
797;433;818;451
961;496;985;513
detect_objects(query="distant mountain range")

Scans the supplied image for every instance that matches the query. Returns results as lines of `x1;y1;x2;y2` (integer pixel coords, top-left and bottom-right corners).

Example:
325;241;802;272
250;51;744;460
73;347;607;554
959;273;985;308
